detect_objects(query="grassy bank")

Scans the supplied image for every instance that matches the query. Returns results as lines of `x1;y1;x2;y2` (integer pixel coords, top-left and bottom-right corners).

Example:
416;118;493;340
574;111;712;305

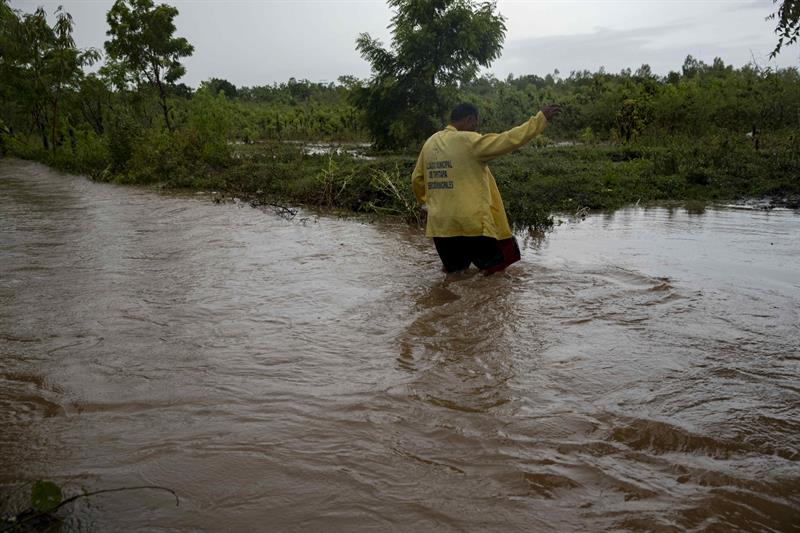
4;132;799;230
494;133;800;223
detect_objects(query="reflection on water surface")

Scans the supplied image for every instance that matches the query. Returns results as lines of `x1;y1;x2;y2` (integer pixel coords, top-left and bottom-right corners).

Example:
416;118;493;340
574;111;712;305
1;159;799;531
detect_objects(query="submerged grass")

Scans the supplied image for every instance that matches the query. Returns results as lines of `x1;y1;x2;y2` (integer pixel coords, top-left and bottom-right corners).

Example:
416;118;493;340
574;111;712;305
491;136;800;228
5;133;799;231
220;138;800;231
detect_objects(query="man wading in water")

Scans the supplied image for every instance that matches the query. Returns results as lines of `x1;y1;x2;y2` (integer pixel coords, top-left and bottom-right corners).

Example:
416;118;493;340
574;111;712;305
412;103;561;274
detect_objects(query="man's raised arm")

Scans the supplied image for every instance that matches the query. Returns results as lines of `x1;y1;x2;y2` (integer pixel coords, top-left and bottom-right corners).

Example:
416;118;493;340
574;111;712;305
471;104;561;162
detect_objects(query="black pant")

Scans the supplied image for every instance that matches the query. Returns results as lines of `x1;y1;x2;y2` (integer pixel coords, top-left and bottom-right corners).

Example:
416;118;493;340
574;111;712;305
433;236;506;273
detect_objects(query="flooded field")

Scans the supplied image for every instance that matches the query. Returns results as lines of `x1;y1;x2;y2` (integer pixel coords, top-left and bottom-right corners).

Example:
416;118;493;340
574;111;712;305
1;159;799;531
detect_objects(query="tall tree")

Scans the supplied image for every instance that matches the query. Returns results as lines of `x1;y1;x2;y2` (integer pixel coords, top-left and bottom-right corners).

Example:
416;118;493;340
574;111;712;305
0;0;21;122
768;0;800;57
355;0;506;148
201;77;238;99
0;0;17;151
47;7;100;150
0;0;16;72
0;4;97;150
103;0;193;132
16;7;52;149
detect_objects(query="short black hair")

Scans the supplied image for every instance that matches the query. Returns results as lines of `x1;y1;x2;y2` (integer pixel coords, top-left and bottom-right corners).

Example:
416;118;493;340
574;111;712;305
450;102;479;123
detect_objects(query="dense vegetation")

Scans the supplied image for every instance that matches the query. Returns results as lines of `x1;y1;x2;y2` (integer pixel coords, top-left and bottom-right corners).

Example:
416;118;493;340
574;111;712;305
1;0;799;231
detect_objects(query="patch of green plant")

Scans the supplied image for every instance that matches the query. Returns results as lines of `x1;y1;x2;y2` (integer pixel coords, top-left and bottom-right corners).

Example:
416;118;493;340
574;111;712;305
1;480;179;532
364;166;424;225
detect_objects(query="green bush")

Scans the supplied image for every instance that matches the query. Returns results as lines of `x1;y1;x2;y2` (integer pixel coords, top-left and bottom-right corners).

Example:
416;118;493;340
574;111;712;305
105;106;142;174
184;89;233;167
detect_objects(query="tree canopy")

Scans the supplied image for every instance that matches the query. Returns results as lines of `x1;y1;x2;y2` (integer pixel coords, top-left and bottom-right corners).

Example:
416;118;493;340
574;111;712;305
201;78;238;99
768;0;800;57
0;2;99;150
103;0;193;131
355;0;506;148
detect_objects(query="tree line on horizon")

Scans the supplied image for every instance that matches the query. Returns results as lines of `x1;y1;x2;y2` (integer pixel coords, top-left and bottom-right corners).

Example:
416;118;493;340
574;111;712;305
1;0;798;183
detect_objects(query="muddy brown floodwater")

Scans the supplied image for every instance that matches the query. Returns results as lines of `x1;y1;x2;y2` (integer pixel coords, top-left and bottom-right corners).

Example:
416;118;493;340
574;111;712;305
1;159;799;531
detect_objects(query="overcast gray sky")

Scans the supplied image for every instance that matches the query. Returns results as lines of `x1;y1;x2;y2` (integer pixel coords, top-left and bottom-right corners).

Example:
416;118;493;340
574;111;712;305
9;0;800;87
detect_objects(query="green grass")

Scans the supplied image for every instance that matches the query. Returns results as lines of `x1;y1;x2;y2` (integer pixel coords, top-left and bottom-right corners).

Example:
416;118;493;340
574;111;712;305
214;137;800;230
6;133;799;231
490;139;800;227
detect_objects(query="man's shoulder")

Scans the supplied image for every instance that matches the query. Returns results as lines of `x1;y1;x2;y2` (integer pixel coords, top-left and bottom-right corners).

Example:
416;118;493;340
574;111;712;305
420;129;480;160
427;128;479;143
420;130;444;150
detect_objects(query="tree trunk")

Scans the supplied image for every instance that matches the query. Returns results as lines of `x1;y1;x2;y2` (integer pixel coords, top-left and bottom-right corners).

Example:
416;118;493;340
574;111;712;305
68;125;77;152
159;89;171;132
51;90;60;151
154;69;172;132
81;100;104;135
34;105;49;151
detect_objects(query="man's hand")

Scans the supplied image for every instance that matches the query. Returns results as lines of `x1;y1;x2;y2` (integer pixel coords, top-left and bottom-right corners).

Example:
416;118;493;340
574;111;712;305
541;104;561;121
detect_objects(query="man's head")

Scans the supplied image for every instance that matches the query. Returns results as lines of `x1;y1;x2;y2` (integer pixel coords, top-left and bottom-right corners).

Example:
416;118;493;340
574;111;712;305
450;103;479;132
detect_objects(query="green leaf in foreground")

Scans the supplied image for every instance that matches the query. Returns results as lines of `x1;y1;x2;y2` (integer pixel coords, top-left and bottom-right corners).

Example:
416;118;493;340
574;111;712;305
30;480;62;513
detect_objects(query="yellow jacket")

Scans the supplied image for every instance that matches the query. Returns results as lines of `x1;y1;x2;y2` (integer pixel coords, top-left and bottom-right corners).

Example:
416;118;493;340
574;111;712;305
412;112;548;239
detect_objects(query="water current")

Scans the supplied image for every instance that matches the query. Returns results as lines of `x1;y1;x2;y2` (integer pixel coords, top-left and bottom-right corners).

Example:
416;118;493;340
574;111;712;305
1;159;799;531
